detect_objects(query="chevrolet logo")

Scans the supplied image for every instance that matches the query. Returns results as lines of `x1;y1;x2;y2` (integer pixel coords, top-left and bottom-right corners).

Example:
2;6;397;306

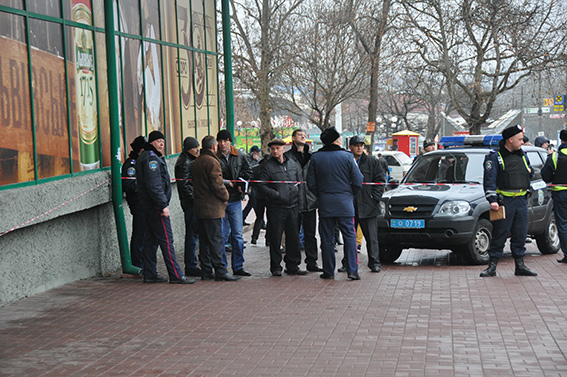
403;206;418;213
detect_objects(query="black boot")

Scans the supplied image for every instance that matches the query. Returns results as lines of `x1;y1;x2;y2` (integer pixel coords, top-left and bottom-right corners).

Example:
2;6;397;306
514;257;538;276
480;257;498;277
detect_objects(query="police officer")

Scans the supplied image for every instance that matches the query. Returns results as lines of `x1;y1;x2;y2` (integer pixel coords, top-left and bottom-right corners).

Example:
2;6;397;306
137;131;195;284
121;135;147;269
541;129;567;263
481;125;537;277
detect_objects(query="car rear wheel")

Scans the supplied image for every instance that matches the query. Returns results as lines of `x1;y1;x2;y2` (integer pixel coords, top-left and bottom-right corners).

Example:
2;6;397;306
534;214;560;254
463;219;492;265
379;245;403;264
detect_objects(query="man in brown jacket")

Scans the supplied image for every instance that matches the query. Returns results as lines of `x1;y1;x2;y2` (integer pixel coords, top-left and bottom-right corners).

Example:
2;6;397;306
192;136;240;281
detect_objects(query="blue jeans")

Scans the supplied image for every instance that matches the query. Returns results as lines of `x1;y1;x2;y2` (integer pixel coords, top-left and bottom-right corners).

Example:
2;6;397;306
222;200;245;271
552;191;567;257
489;195;528;259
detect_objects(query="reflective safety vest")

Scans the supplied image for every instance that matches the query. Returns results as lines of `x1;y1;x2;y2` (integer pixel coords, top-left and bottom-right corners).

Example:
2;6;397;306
551;149;567;191
496;151;531;197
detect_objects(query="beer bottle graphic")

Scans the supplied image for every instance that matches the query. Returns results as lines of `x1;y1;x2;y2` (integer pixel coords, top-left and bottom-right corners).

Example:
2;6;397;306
73;0;100;170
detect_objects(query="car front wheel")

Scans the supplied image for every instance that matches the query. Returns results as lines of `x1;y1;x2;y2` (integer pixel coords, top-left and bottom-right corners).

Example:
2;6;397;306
534;214;560;254
379;245;403;264
463;219;492;265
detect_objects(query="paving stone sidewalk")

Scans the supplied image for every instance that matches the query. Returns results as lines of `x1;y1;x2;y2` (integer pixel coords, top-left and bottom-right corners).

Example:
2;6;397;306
1;228;567;376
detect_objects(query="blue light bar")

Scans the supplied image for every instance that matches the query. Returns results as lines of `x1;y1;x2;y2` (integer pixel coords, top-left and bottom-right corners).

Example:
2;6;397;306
439;135;502;147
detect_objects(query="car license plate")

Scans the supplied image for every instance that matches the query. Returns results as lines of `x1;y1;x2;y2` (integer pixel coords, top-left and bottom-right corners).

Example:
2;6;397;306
390;219;425;229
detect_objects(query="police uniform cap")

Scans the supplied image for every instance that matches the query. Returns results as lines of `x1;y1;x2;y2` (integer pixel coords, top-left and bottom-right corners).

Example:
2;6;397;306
148;130;165;143
130;135;147;153
501;125;523;140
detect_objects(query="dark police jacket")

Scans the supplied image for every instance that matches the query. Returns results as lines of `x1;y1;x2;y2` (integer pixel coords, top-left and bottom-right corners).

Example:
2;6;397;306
542;143;567;188
217;145;252;202
354;153;386;219
483;145;533;204
257;155;304;209
136;143;171;211
285;143;318;212
174;150;197;202
121;150;140;207
307;144;363;218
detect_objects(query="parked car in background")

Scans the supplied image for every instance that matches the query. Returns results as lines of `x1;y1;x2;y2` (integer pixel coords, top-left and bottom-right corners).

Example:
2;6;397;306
377;135;560;265
373;151;412;183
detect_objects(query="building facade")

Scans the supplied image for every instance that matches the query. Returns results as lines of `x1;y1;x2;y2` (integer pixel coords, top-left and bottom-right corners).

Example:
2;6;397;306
0;0;222;306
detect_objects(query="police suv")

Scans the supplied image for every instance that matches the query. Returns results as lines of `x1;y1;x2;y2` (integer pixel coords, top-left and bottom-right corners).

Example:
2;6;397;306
377;135;560;264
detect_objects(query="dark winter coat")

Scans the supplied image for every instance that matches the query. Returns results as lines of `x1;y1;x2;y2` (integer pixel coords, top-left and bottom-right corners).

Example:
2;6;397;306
257;155;304;209
136;144;171;211
307;144;363;218
284;143;317;212
121;150;140;206
354;153;386;218
174;151;197;202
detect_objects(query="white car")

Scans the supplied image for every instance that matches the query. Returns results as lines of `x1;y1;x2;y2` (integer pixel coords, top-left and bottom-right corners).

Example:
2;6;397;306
373;151;412;182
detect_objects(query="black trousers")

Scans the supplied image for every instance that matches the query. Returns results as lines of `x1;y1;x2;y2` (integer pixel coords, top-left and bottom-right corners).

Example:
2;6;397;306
197;218;228;277
128;203;147;269
267;206;301;273
252;196;267;240
299;210;318;266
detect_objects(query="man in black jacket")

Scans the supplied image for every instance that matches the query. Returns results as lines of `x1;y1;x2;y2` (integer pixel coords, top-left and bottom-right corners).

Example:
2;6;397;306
137;131;195;284
257;139;306;276
216;130;253;276
174;136;202;277
121;135;147;269
284;129;322;272
339;135;386;273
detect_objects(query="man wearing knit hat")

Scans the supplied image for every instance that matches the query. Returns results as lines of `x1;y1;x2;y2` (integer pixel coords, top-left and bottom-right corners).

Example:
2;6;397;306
216;130;253;276
481;125;537;277
175;136;202;277
542;129;567;263
307;127;364;280
121;135;148;269
136;130;195;284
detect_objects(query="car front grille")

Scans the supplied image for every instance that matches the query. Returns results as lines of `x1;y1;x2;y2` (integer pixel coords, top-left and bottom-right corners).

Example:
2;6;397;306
388;196;438;218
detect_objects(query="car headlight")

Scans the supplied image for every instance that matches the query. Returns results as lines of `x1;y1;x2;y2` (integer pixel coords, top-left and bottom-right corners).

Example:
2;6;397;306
379;201;386;215
438;200;471;215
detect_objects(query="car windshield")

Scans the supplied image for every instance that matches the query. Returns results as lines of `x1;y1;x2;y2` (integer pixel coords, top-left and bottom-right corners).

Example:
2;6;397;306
404;152;485;184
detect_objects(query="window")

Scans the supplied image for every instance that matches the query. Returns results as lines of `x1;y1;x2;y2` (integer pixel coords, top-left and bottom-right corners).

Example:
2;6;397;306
0;0;221;188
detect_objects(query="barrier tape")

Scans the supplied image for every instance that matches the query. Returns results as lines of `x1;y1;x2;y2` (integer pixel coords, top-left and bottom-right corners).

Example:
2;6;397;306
123;176;567;188
0;178;111;238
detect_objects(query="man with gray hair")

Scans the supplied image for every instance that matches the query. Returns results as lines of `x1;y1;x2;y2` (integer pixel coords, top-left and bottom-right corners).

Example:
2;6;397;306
192;136;240;281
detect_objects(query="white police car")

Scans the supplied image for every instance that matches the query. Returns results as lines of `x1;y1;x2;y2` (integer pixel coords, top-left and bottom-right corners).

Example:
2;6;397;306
377;135;560;264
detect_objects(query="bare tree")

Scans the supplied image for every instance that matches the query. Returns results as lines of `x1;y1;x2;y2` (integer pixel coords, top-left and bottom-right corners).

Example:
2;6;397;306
402;0;567;134
345;0;396;148
281;0;369;131
229;0;305;150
